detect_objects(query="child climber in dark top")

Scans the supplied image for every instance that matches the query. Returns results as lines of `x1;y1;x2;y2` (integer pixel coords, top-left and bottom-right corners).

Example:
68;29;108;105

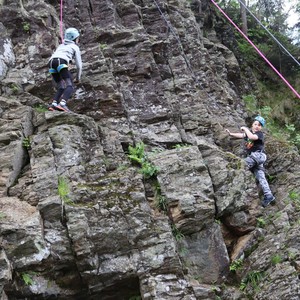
48;27;82;112
226;115;275;207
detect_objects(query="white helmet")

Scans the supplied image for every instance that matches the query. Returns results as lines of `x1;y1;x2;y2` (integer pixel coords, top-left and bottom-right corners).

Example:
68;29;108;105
65;28;80;41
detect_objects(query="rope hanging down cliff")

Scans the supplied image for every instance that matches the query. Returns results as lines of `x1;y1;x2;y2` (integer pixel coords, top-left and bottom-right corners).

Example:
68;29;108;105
210;0;300;99
60;0;64;42
152;0;198;83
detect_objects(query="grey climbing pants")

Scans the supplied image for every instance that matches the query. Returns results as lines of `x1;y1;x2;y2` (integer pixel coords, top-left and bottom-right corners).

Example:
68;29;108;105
245;152;272;197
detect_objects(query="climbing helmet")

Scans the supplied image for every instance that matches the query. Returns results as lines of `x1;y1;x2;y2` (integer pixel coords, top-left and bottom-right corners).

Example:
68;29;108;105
65;28;80;41
254;115;266;127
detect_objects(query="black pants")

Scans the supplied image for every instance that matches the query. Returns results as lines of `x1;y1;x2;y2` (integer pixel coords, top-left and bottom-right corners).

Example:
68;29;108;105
48;58;74;102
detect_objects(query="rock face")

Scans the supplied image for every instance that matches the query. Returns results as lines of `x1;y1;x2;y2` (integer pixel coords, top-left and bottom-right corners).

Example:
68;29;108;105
0;0;300;299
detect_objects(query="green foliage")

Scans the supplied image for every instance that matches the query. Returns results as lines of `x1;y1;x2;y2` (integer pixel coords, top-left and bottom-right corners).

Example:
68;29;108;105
171;224;184;241
172;143;190;149
240;270;265;291
154;183;167;213
285;124;300;149
141;161;158;179
0;212;6;220
214;219;221;225
235;14;300;76
128;142;145;165
99;43;107;50
240;43;300;151
271;254;282;265
242;94;257;113
22;22;30;33
293;134;300;149
58;177;73;204
256;217;267;228
117;164;129;171
22;137;31;149
127;142;159;179
220;0;300;152
21;272;36;286
288;190;300;210
230;258;243;272
289;190;300;201
236;99;300;151
156;194;167;212
266;173;276;183
247;104;300;150
9;83;19;94
34;104;48;113
288;251;297;261
179;246;188;256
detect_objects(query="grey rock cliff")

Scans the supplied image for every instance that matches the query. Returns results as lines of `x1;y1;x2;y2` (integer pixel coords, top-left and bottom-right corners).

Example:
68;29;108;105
0;0;300;299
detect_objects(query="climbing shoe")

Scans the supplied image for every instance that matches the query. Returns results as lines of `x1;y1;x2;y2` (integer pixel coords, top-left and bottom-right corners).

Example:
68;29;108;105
56;101;71;112
261;195;275;208
48;101;58;111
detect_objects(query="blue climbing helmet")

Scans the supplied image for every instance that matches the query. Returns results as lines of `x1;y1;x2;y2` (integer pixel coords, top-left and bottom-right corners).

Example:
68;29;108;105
254;115;266;127
64;28;80;41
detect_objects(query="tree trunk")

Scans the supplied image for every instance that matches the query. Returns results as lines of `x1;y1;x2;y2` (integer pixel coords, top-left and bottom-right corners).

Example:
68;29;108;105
240;0;248;35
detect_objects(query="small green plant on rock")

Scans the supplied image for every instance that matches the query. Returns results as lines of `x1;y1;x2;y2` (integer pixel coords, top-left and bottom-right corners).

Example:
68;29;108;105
240;270;265;291
22;137;31;149
9;83;19;94
21;272;36;286
34;104;48;113
117;163;129;171
285;123;300;149
141;161;158;178
171;223;184;241
22;22;30;33
99;43;107;50
154;183;167;213
173;143;190;149
128;142;145;165
289;190;300;210
58;177;73;205
230;258;243;272
271;254;282;265
127;142;159;179
256;217;267;228
288;251;297;262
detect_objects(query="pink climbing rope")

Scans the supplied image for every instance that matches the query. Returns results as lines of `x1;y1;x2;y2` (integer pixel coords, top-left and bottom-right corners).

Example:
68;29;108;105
210;0;300;99
60;0;64;43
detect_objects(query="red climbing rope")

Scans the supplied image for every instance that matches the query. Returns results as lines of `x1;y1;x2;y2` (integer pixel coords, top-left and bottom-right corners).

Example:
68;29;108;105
210;0;300;99
60;0;64;43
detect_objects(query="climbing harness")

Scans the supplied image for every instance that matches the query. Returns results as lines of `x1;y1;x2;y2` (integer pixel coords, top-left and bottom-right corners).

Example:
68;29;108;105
60;0;64;43
236;0;300;69
49;58;68;73
210;0;300;99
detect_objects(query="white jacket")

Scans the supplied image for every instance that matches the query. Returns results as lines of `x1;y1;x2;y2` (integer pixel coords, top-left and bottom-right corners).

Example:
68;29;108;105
49;40;82;80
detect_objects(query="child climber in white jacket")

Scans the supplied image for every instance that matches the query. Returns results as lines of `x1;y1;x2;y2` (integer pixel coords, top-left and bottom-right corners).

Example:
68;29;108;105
48;27;82;112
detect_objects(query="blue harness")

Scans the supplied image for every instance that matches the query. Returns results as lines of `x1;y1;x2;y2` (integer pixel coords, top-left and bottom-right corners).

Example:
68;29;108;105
49;58;68;73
